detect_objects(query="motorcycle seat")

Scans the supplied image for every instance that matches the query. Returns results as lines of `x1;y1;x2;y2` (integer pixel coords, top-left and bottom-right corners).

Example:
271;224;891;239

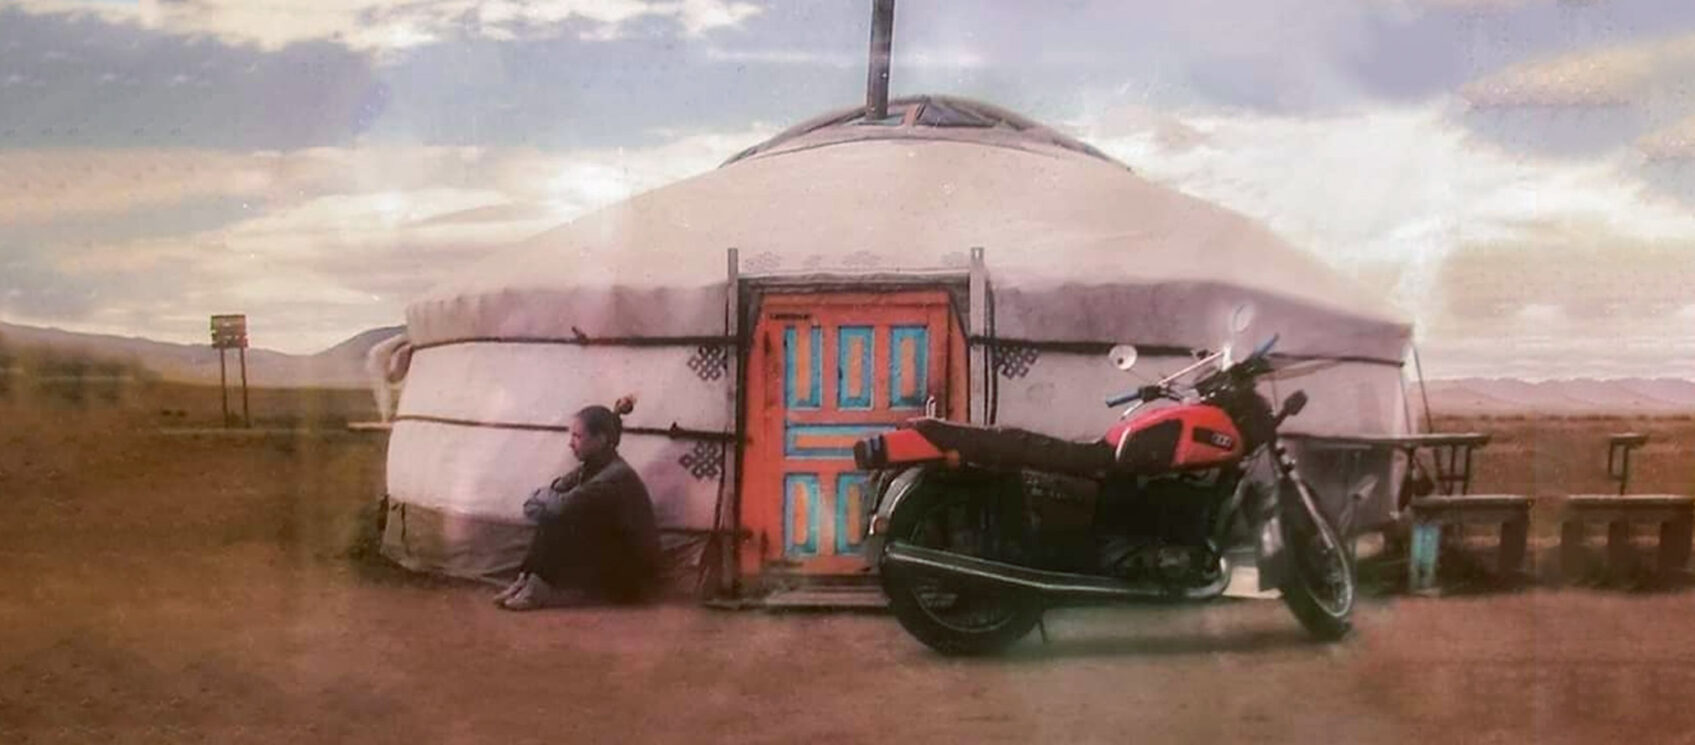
906;418;1113;476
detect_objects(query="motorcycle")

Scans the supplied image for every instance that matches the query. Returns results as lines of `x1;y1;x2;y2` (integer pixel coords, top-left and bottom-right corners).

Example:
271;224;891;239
852;317;1356;655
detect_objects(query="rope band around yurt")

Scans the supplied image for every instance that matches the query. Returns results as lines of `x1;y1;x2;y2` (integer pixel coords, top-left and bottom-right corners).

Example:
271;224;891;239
391;414;736;442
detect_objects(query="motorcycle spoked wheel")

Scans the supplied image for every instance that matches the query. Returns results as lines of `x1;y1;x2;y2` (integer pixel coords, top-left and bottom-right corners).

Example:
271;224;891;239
880;484;1042;656
1277;480;1356;641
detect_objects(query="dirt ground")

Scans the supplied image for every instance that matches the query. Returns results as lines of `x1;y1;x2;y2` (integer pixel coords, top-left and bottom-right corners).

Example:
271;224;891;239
5;388;1695;743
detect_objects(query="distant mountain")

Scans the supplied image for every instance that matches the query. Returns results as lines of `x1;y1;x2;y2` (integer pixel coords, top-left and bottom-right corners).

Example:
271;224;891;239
1422;378;1695;415
0;322;402;389
5;322;1692;408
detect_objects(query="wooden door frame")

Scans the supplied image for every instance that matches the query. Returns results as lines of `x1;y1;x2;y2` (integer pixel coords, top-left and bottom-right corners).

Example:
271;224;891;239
731;277;970;586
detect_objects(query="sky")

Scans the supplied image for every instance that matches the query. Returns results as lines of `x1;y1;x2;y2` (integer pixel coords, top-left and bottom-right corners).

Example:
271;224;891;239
1;0;1693;379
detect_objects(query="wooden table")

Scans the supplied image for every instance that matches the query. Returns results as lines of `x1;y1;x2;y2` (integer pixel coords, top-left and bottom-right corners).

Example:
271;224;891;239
1283;432;1492;500
1285;432;1504;592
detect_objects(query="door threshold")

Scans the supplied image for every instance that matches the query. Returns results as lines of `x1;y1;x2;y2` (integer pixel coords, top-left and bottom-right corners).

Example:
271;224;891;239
760;583;889;610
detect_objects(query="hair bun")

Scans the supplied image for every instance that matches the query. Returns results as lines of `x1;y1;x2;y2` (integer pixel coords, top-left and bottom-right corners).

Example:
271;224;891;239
613;395;637;416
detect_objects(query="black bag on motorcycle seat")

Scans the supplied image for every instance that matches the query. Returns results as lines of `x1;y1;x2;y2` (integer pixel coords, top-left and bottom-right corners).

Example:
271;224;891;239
908;418;1114;476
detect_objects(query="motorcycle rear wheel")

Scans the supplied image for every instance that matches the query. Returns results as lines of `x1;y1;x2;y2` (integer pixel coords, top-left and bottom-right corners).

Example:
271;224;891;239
879;483;1042;656
1277;480;1356;641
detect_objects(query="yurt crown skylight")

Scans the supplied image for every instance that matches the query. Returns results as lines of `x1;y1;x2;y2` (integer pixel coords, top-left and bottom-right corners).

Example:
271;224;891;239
722;94;1120;168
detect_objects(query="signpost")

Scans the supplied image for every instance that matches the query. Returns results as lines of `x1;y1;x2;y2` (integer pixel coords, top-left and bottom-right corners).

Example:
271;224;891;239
210;314;250;428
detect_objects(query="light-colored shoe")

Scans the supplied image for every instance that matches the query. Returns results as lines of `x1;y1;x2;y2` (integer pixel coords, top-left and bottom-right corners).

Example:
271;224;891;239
492;572;529;606
501;574;591;611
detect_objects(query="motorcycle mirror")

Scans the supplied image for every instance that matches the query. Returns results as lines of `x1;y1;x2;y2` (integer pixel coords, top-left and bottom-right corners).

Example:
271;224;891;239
1230;304;1255;334
1282;390;1309;419
1108;344;1140;371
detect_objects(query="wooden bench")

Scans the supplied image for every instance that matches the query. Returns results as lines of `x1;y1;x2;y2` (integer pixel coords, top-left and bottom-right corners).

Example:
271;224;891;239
1561;495;1695;580
1407;495;1532;592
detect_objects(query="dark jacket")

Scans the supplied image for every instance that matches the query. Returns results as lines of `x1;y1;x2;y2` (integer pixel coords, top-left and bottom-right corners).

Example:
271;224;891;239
523;455;662;587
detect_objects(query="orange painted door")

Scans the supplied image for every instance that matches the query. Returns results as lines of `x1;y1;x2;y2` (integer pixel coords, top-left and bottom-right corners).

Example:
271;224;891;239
742;291;967;575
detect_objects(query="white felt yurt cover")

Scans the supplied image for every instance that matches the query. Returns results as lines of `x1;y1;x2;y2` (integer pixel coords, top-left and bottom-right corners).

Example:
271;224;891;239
384;96;1414;581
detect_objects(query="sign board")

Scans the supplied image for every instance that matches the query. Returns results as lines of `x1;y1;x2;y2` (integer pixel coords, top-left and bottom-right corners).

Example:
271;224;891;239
210;314;248;349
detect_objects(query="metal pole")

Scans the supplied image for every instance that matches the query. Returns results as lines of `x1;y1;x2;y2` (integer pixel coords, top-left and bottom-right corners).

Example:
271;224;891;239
239;346;250;428
219;348;229;428
1410;344;1435;433
968;246;987;423
866;0;895;120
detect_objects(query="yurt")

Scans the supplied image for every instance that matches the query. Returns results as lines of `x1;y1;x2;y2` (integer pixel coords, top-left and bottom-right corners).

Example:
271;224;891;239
377;95;1414;595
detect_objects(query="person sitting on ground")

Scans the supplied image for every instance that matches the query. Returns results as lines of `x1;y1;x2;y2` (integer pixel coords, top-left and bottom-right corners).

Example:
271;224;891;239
496;396;661;611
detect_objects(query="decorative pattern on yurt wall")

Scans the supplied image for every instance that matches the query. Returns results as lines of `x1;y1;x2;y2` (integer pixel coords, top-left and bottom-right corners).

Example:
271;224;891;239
382;342;736;584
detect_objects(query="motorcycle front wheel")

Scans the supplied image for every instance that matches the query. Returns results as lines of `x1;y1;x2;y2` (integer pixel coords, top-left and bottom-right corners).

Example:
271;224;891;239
1277;479;1356;641
879;481;1042;656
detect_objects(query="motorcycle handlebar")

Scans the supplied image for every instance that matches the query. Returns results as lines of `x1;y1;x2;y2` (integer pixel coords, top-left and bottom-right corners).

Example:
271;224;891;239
1107;336;1281;409
1105;390;1142;408
1106;384;1165;408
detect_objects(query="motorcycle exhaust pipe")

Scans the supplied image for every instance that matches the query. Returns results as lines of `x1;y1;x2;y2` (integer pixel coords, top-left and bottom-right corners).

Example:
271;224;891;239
881;541;1175;602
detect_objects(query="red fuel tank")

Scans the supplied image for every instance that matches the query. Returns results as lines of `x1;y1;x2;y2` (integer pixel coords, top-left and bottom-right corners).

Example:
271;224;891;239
1103;404;1245;473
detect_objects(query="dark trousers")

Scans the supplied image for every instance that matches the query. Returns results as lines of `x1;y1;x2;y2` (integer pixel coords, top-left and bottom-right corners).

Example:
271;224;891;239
519;504;651;603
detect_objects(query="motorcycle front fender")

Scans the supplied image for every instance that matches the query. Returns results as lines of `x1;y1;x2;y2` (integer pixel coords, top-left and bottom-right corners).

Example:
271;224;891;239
1255;510;1291;592
1237;448;1294;592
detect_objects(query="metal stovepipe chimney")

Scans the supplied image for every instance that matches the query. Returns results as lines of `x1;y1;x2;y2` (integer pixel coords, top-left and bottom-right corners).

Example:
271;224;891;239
866;0;896;120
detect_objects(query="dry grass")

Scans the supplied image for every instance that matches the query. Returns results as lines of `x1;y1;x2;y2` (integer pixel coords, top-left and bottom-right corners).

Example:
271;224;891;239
5;389;1695;742
1432;414;1695;500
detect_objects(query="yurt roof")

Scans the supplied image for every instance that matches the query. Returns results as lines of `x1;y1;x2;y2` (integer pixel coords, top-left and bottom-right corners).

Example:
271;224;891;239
408;96;1411;361
722;94;1121;168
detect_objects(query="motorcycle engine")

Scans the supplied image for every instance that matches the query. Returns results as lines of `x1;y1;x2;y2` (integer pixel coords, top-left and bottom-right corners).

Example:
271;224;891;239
1096;472;1225;583
1098;537;1220;588
1101;472;1220;542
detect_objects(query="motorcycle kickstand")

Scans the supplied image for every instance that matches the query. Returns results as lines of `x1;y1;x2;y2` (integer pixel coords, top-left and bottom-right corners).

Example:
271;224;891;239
1036;613;1050;645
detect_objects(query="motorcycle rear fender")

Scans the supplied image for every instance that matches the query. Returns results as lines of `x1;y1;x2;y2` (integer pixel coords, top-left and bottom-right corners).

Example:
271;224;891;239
854;429;949;469
862;466;928;560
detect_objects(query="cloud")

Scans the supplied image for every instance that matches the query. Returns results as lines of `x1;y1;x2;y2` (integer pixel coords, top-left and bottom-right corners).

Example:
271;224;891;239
0;125;773;353
0;147;486;225
1460;33;1695;109
702;46;988;71
0;122;773;229
1074;101;1695;378
1638;114;1695;160
1400;0;1556;11
11;0;763;54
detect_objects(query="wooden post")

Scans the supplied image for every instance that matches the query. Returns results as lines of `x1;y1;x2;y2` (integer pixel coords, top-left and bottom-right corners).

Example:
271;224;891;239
1499;516;1528;576
239;346;250;428
723;247;742;597
219;348;230;428
865;0;895;120
1660;512;1693;573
